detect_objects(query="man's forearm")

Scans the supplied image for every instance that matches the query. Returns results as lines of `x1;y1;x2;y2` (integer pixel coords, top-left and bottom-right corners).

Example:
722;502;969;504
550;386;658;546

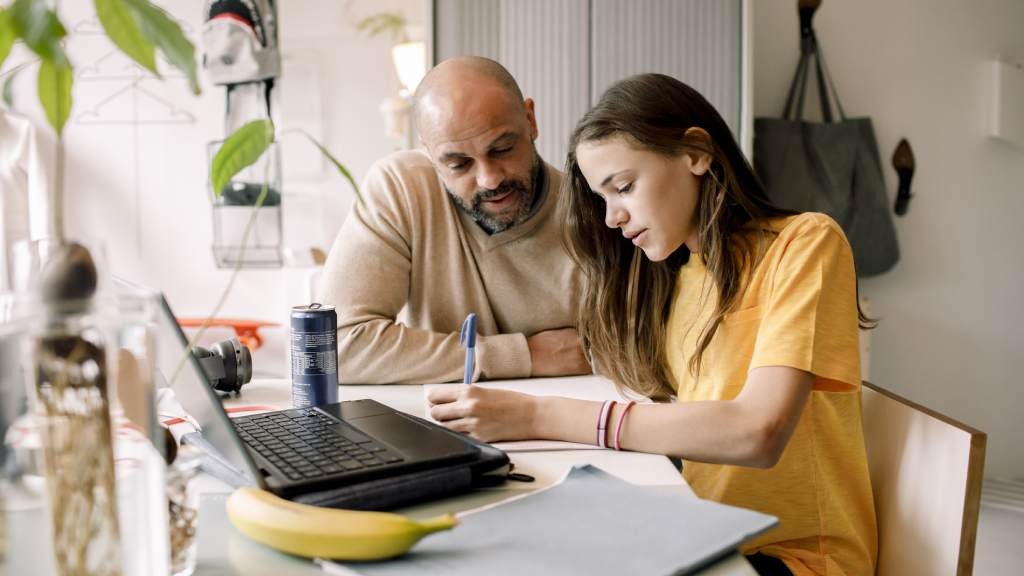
336;318;531;384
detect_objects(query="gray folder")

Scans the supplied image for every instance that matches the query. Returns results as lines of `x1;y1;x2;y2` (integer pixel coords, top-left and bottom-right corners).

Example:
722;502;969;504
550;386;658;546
333;464;778;576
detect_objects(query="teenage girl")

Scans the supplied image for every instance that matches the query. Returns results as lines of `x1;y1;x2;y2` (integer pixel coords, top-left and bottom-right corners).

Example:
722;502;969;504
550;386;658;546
428;73;877;576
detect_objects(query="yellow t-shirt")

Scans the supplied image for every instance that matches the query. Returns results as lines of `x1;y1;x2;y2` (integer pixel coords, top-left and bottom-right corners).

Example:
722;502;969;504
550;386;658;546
666;213;877;576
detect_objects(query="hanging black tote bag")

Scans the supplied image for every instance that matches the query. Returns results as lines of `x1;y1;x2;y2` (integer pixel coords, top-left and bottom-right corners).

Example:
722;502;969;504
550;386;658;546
753;19;899;277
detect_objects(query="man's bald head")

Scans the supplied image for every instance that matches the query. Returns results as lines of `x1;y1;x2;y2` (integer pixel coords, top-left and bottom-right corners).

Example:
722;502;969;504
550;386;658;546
411;56;542;234
413;56;526;138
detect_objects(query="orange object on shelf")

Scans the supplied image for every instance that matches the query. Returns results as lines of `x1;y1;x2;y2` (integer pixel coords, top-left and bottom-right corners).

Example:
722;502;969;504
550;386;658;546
176;318;278;350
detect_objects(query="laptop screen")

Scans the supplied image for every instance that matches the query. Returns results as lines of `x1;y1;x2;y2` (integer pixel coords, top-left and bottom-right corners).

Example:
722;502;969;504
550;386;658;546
147;289;261;485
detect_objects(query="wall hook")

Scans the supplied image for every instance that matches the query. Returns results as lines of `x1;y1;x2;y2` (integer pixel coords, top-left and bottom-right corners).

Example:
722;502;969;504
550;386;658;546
798;0;822;36
892;138;915;216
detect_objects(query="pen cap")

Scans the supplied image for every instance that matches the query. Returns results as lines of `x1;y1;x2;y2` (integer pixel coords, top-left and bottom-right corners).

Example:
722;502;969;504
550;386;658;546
460;313;477;348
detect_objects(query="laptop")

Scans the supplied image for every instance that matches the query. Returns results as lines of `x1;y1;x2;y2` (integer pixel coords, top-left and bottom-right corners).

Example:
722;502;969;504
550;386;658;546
147;289;510;508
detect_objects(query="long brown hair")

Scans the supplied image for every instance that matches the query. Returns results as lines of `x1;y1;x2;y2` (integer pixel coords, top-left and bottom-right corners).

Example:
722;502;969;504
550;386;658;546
561;73;795;399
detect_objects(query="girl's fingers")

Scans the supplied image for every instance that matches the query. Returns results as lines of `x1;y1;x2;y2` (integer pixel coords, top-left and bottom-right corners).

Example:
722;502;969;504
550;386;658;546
443;417;478;437
426;384;468;406
429;398;470;422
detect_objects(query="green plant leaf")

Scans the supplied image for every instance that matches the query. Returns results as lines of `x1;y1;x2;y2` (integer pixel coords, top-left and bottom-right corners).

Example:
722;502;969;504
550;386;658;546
123;0;198;94
3;68;19;108
211;119;275;197
0;9;16;71
37;56;72;135
356;12;408;43
94;0;157;76
297;130;364;205
9;0;67;65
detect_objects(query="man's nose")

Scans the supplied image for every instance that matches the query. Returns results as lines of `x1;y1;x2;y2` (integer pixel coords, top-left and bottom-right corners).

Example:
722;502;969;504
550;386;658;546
476;161;504;191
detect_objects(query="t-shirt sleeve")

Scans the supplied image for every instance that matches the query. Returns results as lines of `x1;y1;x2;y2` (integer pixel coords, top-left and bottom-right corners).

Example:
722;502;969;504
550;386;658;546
749;216;862;392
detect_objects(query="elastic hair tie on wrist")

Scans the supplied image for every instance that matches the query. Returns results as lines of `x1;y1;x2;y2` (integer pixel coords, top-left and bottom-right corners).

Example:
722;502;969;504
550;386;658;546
613;401;637;451
598;397;614;446
596;400;614;448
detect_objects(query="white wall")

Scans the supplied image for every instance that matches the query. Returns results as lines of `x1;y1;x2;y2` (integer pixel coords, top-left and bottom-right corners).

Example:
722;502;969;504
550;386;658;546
754;0;1024;477
3;1;420;339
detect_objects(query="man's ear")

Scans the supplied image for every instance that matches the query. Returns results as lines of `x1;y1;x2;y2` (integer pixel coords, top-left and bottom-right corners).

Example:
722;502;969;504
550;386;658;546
683;127;712;176
524;98;539;141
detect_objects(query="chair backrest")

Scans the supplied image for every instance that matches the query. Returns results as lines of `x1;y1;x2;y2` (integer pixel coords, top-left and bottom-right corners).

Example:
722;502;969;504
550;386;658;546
861;381;986;576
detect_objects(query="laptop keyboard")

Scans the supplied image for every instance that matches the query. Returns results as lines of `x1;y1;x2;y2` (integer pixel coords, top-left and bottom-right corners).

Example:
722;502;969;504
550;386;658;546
233;408;405;482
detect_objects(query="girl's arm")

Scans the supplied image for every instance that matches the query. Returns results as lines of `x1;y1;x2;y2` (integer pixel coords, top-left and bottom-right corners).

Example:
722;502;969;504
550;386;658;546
427;365;813;468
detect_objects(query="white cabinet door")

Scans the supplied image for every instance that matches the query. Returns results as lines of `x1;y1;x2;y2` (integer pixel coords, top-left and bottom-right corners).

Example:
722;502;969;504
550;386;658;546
433;0;746;164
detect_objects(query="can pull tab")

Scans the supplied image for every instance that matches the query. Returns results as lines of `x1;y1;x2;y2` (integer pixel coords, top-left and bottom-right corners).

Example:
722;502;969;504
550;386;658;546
309;302;323;309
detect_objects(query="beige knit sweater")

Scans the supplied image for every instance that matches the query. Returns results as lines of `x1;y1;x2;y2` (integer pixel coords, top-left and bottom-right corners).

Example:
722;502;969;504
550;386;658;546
319;150;581;384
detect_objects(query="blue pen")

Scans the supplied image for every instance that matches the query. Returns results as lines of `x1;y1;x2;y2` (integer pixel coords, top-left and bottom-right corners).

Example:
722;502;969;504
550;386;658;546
460;313;477;385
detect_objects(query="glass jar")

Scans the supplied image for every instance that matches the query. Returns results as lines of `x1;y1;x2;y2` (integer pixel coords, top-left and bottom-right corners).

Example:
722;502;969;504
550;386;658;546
166;446;202;576
1;249;171;576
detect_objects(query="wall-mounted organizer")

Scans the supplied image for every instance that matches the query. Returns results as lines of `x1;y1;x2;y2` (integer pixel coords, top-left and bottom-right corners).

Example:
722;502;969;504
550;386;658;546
201;0;283;269
989;59;1024;147
206;141;284;268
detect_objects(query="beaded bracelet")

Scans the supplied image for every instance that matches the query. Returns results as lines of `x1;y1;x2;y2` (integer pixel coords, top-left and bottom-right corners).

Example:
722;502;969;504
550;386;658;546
613;401;637;451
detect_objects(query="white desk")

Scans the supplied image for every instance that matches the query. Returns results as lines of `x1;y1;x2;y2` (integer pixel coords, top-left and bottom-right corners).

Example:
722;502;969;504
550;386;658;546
194;377;756;575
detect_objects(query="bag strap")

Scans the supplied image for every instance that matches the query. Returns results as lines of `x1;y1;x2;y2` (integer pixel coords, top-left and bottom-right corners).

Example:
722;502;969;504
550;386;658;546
781;5;847;122
811;34;834;122
816;43;847;121
782;51;810;120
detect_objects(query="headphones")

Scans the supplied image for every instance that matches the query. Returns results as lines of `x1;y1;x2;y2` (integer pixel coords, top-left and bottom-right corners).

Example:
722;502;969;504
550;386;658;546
192;337;252;395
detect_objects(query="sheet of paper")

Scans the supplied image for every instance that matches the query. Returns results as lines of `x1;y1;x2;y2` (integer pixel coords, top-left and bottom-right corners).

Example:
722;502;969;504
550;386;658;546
423;376;645;452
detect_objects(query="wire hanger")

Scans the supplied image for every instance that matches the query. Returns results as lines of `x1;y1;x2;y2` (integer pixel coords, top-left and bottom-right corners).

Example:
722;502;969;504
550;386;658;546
73;15;195;36
73;17;107;36
77;49;148;82
77;48;188;82
76;78;196;125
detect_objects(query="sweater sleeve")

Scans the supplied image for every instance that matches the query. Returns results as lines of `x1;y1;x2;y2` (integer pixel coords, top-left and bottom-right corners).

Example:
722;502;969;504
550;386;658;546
319;156;533;384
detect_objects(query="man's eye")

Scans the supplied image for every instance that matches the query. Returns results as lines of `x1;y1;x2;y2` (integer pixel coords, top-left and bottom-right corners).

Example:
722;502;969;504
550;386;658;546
491;147;513;156
617;183;633;194
448;161;469;172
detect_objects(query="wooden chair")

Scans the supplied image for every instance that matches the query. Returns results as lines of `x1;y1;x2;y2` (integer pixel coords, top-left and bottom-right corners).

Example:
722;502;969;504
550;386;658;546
861;381;987;575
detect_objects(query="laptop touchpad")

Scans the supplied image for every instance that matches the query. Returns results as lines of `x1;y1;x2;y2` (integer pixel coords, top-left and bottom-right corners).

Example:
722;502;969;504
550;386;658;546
353;414;478;460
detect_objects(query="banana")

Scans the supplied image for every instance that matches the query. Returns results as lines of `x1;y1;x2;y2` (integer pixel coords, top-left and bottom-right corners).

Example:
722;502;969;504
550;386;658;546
226;487;458;560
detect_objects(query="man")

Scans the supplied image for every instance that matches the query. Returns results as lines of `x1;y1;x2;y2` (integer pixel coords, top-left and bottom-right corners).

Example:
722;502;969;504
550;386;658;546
319;56;590;384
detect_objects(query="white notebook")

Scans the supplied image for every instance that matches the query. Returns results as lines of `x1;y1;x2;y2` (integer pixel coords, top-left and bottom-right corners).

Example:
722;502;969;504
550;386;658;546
423;376;646;452
326;465;778;576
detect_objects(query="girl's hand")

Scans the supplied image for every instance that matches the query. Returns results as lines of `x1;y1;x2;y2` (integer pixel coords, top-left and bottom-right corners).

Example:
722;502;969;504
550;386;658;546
426;385;538;443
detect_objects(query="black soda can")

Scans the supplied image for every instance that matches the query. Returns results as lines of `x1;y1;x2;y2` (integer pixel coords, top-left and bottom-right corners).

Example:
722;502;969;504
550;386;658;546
290;303;338;408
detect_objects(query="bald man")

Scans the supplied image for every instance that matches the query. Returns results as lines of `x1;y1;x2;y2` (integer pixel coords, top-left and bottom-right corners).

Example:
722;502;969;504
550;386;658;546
319;57;589;384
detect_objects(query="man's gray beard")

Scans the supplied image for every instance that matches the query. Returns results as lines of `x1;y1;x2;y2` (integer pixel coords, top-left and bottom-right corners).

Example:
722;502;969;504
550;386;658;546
447;153;542;234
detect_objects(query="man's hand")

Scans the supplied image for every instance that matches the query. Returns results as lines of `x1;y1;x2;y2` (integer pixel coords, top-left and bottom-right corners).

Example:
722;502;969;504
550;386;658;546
526;328;591;377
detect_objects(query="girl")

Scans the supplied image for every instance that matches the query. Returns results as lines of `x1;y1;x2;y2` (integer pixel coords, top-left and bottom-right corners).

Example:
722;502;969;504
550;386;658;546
428;73;877;576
